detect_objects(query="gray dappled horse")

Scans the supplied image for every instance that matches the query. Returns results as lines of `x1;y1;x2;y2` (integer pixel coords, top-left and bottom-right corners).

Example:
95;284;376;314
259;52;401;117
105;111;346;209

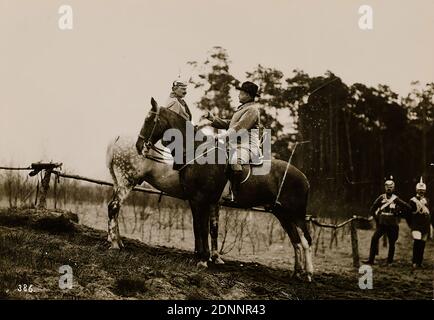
106;135;225;264
133;98;314;281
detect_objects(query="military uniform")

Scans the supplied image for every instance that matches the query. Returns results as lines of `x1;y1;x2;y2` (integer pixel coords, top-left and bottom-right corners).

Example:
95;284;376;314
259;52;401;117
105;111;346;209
408;178;433;267
409;196;431;237
164;81;193;170
367;192;411;264
166;92;192;122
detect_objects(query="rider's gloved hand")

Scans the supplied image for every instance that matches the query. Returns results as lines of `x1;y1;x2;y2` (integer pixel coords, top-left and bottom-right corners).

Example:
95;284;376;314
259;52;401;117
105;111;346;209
205;111;215;122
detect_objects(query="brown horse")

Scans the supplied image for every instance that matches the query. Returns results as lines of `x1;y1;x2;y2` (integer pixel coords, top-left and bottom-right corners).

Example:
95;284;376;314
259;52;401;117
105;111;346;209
133;98;313;280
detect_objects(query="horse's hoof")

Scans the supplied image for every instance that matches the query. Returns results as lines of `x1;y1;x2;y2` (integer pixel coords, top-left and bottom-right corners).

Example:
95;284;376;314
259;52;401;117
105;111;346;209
214;256;225;265
291;270;303;280
197;261;208;269
306;273;313;283
109;241;123;250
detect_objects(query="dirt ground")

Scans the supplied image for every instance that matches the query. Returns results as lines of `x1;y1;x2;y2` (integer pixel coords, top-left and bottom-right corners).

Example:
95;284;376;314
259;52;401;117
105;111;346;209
0;207;433;300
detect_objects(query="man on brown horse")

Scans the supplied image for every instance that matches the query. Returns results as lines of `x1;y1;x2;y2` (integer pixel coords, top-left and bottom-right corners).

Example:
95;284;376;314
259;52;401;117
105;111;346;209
205;81;262;202
135;97;313;281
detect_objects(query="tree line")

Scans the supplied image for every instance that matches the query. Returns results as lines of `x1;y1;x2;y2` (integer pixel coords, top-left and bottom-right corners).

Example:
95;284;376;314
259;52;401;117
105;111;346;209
1;46;432;218
190;46;434;216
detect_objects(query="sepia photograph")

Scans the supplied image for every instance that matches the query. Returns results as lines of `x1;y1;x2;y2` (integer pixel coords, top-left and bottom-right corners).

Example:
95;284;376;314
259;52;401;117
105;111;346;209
0;0;433;311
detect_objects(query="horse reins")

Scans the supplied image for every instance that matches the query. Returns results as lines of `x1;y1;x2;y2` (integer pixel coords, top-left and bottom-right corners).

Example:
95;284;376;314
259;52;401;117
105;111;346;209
138;107;173;163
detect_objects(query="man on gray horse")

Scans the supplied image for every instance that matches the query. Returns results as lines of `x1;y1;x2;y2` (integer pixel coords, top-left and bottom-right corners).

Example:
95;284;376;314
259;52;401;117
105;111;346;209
136;79;192;158
205;81;262;203
166;80;193;122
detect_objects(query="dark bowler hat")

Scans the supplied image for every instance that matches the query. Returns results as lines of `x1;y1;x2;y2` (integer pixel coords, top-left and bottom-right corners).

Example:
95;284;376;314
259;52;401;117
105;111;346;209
236;81;260;98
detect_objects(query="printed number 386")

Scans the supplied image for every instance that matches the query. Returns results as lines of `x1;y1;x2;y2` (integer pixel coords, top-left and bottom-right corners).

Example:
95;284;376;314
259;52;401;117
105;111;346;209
17;284;33;292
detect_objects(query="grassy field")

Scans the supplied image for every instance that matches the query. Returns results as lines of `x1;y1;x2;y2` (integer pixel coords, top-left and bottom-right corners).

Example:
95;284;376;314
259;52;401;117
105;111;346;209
0;206;433;300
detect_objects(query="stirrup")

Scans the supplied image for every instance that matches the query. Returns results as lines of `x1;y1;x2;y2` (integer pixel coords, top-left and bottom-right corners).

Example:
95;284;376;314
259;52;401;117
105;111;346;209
222;190;235;202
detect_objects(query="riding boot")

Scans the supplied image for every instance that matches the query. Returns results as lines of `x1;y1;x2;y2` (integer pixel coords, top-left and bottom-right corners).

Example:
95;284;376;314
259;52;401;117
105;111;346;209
222;165;243;203
414;240;425;267
231;169;243;199
387;242;395;264
365;233;380;264
366;240;377;264
412;240;419;265
419;241;426;266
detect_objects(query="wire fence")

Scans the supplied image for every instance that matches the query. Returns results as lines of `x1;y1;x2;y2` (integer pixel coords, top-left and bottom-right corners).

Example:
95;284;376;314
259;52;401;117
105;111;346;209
0;162;373;267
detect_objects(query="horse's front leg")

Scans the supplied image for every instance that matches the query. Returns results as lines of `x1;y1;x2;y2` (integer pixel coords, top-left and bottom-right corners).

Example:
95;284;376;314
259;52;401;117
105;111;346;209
198;203;211;267
190;200;206;267
107;183;133;249
108;196;124;249
210;204;224;265
190;199;216;269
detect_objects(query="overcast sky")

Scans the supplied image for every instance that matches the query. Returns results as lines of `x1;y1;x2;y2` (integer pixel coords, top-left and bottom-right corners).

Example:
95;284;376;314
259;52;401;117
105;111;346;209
1;0;433;179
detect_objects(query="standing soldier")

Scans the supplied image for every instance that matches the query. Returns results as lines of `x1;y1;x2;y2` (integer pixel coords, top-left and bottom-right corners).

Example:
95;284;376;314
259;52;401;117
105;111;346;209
205;81;262;202
408;177;433;268
364;177;411;265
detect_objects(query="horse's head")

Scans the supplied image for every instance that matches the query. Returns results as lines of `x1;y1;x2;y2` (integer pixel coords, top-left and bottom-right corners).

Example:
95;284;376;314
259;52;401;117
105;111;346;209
136;98;192;154
136;97;196;156
136;98;167;154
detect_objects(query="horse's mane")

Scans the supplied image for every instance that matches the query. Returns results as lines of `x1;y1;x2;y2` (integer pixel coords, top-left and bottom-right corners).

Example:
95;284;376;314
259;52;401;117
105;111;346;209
159;107;224;164
161;107;214;140
162;107;194;127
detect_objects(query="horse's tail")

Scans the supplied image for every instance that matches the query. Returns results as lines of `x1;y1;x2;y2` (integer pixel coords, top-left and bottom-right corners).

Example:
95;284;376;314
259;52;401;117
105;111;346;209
106;136;120;187
303;179;310;216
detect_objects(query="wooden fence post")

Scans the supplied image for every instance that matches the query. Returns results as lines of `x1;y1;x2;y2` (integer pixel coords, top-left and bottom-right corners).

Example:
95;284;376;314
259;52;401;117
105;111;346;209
350;218;360;268
37;169;52;209
54;174;58;209
34;179;39;207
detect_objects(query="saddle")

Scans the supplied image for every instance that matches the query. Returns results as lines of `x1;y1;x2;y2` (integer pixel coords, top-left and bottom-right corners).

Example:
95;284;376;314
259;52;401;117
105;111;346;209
170;147;264;171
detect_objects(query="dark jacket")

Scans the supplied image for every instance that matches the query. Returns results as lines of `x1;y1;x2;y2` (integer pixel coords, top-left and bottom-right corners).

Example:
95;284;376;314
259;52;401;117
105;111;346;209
408;196;432;235
370;193;411;226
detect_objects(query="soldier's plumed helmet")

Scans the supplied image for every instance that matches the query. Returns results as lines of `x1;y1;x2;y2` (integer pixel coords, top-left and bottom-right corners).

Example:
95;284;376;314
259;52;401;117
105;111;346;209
172;80;188;90
384;177;395;190
416;177;426;191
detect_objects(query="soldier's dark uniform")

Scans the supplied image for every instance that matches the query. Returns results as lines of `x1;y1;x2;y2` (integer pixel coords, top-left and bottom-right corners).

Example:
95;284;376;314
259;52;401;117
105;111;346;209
366;181;411;265
408;178;433;267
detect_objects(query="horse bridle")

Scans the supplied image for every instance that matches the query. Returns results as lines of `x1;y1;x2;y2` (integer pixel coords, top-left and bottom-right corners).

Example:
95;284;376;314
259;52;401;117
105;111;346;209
140;107;161;151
